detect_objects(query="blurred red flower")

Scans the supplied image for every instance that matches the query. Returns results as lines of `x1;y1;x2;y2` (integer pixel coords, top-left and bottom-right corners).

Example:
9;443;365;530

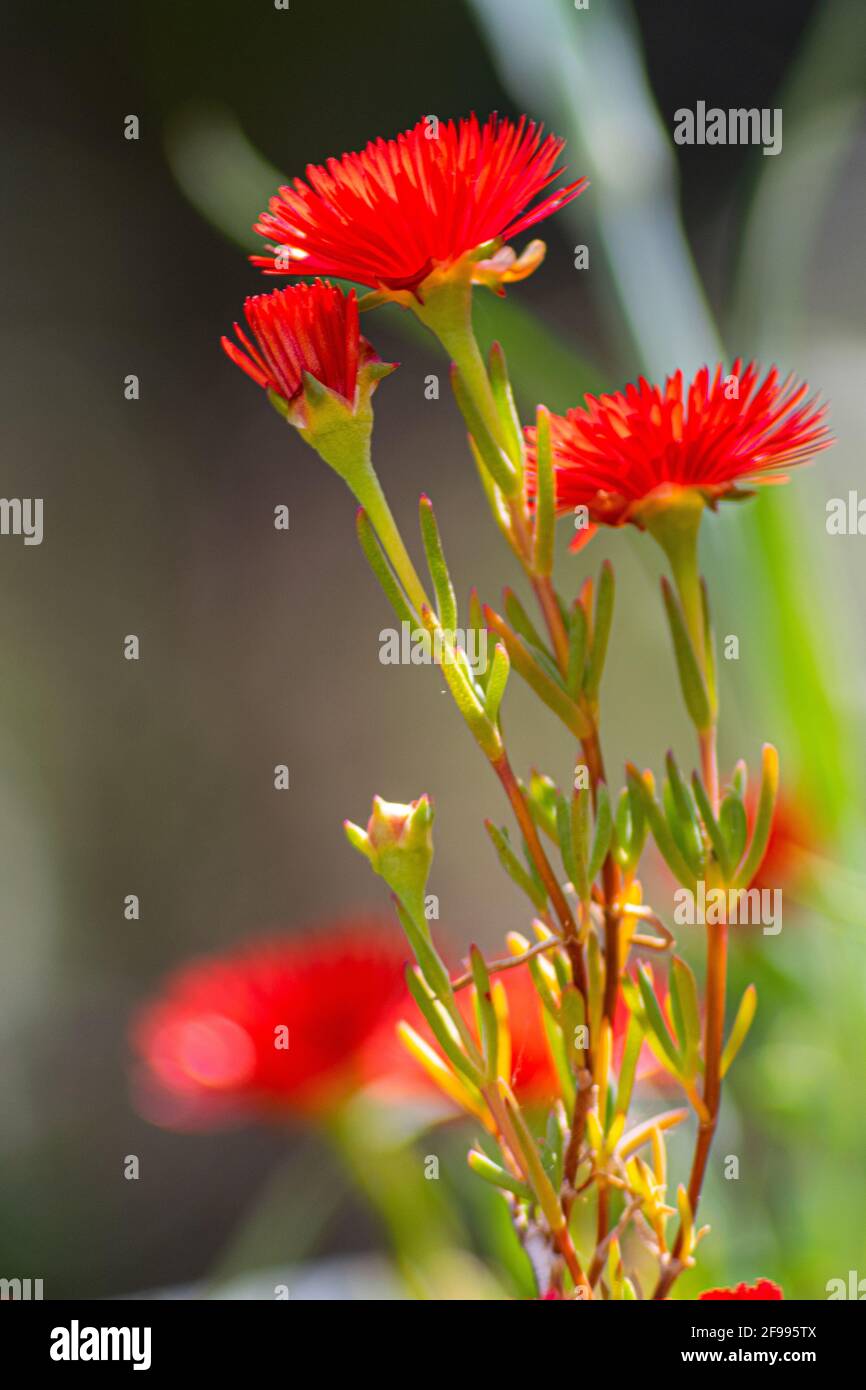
251;113;586;295
748;789;813;893
699;1279;783;1301
221;280;375;411
525;361;831;537
131;920;409;1127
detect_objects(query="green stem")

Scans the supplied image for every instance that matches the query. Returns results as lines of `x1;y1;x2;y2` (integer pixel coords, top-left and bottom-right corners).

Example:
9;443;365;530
413;275;507;454
648;500;706;663
348;461;431;618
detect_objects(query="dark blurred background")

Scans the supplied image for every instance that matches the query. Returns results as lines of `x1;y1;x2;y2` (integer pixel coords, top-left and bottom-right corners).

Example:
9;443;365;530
2;0;865;1298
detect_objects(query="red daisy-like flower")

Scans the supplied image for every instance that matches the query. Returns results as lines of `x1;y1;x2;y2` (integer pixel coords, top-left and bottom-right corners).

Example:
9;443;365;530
221;280;378;414
699;1280;783;1301
130;920;409;1127
525;361;832;538
251;113;587;296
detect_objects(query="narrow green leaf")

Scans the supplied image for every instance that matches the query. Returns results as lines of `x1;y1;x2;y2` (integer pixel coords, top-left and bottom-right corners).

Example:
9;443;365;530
614;1010;645;1118
450;364;519;497
487;340;525;477
528;954;560;1021
569;789;591;903
663;756;704;875
671;956;701;1078
484;642;510;723
404;966;482;1085
470;945;498;1080
394;900;453;1005
527;771;560;842
499;1087;565;1233
583;560;615;701
661;577;712;732
468;1148;533;1202
504;586;548;655
485;821;546;911
533;404;555;577
719;794;748;882
700;577;718;720
484;606;591;739
588;782;613;882
691;771;731;878
626;765;697;889
420;606;501;761
542;1109;565;1190
567;601;588;697
735;745;780;888
637;965;682;1074
355;509;416;627
560;984;587;1070
588;932;604;1048
556;794;579;886
418;495;457;633
720;984;758;1077
541;1009;576;1113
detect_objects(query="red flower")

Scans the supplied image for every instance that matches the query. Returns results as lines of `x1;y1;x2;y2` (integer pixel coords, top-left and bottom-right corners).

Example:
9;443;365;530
221;280;378;414
130;921;409;1127
251;113;587;296
699;1280;783;1301
525;361;831;537
748;789;813;893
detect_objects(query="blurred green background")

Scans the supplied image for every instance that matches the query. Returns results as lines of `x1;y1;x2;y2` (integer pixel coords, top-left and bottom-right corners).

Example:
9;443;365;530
1;0;865;1298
